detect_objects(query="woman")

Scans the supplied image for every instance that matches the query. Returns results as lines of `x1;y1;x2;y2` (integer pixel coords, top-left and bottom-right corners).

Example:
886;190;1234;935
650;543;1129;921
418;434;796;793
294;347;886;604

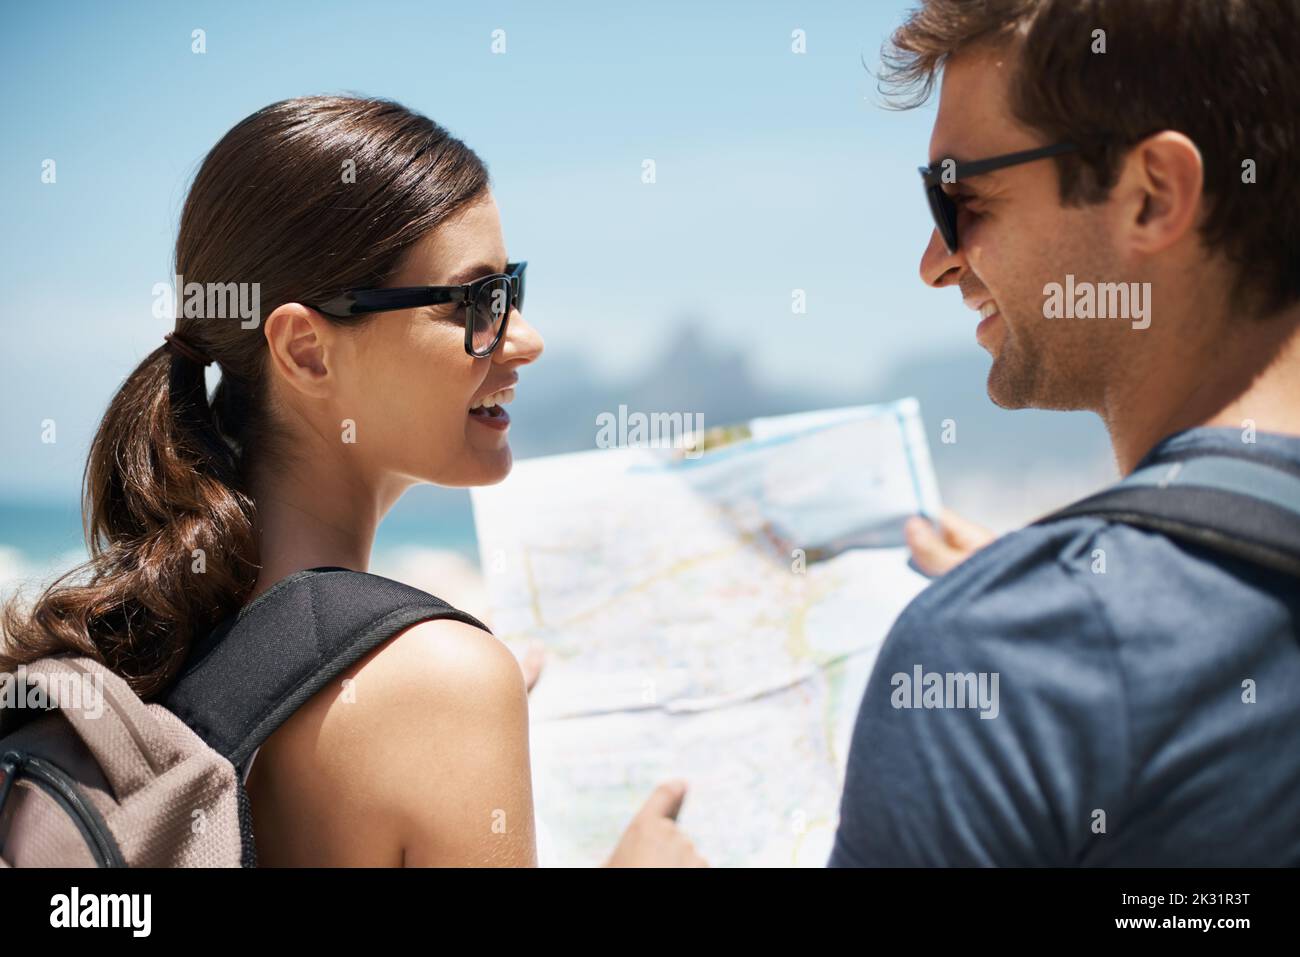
0;95;704;867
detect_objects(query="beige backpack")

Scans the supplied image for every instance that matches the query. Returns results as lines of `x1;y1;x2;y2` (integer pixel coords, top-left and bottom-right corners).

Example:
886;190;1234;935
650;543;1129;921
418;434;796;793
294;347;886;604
0;566;490;867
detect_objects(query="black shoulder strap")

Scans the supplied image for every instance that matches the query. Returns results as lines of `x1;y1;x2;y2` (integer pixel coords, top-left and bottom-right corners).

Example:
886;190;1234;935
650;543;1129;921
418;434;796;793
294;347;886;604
162;566;491;772
1035;451;1300;578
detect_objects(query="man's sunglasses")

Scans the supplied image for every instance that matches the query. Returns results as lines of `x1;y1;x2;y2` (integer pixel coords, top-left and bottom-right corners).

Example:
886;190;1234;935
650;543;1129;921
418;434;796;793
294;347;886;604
313;261;526;358
919;143;1078;254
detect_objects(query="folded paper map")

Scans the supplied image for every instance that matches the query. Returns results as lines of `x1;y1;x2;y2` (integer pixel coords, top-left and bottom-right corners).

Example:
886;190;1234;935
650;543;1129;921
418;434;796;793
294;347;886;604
470;398;941;866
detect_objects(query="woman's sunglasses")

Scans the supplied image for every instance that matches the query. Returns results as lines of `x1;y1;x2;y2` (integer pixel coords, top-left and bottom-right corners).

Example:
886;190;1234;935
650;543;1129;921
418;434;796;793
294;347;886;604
919;143;1078;254
313;261;526;358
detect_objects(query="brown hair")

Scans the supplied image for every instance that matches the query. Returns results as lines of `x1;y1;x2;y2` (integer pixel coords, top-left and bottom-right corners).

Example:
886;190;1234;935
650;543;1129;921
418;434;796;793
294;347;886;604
880;0;1300;315
1;95;489;698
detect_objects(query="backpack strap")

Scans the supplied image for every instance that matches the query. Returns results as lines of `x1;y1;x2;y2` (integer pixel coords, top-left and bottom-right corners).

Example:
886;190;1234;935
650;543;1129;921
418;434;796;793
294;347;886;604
1035;451;1300;578
162;566;491;774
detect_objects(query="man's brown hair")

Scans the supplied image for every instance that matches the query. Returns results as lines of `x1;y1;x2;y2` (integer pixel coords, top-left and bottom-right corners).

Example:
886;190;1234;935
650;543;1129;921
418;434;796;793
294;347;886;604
882;0;1300;315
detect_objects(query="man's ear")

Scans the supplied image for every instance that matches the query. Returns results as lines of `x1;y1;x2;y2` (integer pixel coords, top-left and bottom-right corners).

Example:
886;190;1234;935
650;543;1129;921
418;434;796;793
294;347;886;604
1116;130;1204;256
263;303;334;398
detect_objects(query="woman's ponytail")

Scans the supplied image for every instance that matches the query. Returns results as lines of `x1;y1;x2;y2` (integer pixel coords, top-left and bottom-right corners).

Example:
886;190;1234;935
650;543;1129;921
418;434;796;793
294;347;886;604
1;343;259;698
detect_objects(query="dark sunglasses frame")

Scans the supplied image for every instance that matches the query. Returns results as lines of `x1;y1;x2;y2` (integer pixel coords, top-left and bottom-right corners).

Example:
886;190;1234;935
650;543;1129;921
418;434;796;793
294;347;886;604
313;261;527;357
919;143;1078;253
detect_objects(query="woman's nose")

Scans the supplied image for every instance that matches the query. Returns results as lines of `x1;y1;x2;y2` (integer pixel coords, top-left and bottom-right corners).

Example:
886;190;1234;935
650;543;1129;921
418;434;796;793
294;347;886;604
494;307;544;365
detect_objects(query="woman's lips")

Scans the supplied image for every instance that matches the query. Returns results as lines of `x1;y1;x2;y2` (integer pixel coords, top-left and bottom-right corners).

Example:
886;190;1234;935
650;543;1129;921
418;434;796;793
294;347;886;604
468;404;511;430
467;381;516;431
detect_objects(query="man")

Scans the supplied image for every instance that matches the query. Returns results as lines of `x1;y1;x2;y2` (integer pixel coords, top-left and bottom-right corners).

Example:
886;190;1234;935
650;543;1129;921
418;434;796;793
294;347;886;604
831;0;1300;865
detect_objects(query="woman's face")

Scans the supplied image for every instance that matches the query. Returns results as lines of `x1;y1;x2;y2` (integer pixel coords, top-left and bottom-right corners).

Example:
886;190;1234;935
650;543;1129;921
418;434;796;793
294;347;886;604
333;191;544;488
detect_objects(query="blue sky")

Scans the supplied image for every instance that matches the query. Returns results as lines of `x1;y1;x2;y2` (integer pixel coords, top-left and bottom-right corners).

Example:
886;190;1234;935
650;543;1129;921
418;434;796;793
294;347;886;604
0;0;989;501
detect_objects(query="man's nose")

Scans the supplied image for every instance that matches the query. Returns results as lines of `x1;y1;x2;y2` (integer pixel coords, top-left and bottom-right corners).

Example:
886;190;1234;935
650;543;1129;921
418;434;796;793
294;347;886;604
919;228;964;289
494;307;544;365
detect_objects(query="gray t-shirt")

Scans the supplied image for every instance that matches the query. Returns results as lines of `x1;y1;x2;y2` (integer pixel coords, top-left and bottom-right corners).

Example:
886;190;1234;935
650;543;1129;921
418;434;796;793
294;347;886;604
830;427;1300;866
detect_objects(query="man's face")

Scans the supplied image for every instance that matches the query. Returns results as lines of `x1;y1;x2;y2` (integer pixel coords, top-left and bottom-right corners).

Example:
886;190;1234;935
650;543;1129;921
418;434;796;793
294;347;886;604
920;43;1128;411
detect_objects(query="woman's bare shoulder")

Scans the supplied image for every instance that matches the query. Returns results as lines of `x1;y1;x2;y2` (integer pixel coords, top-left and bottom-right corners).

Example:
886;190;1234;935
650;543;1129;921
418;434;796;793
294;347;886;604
343;617;527;730
249;616;535;866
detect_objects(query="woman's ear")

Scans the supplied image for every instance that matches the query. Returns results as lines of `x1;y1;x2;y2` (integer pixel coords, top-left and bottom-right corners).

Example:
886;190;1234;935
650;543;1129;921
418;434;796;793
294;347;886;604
263;303;335;398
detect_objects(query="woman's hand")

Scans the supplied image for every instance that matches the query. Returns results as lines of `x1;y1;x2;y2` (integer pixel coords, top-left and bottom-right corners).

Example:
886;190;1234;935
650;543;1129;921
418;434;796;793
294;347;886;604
604;780;709;867
904;508;997;576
